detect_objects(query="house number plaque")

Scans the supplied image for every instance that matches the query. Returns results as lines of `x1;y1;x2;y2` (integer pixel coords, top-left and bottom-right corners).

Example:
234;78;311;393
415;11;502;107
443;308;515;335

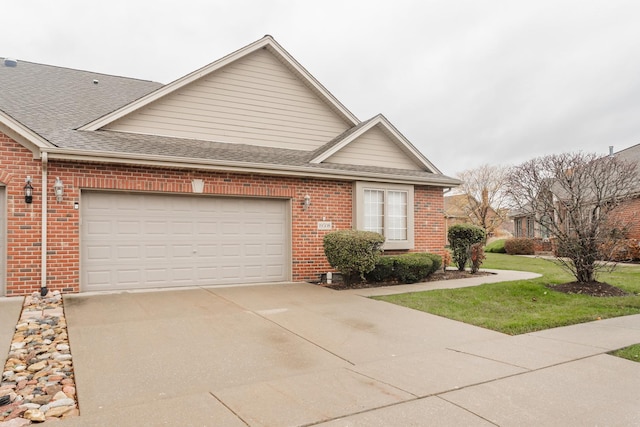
317;221;332;231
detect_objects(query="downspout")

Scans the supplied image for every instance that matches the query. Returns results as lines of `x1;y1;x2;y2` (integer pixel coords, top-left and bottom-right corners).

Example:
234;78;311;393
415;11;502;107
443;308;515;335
41;152;48;296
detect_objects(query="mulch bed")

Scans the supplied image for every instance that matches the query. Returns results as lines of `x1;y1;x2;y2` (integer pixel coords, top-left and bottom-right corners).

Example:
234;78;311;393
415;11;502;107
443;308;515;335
547;281;630;297
323;269;494;291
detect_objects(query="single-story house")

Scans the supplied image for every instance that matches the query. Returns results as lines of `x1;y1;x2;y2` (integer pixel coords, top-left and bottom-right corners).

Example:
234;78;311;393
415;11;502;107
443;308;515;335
510;144;640;253
610;143;640;240
0;35;459;295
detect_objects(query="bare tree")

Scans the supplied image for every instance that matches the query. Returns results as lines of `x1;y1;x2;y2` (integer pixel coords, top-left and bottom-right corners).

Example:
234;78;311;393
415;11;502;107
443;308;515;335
506;152;639;284
456;164;510;237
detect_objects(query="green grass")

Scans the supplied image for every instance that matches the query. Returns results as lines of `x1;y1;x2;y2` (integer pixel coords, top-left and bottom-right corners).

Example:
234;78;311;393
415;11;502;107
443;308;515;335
484;239;506;253
373;253;640;335
610;344;640;363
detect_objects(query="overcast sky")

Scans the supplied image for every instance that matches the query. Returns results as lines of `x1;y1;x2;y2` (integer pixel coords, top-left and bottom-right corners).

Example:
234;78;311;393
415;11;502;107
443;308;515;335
3;0;639;176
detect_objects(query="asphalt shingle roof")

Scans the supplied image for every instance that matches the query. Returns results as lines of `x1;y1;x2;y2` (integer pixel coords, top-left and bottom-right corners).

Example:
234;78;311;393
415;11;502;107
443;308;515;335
0;58;458;185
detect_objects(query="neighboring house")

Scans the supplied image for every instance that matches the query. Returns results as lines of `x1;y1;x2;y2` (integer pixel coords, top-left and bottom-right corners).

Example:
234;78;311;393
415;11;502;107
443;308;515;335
510;143;640;250
610;143;640;240
0;36;459;295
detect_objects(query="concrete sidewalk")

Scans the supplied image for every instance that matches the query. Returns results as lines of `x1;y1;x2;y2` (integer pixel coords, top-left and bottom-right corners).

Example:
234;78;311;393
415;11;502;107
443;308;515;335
343;268;541;297
5;270;639;426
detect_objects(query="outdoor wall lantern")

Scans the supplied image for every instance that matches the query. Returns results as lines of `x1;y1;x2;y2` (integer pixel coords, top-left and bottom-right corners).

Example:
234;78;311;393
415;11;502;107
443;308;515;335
24;176;33;204
53;177;64;202
302;194;311;211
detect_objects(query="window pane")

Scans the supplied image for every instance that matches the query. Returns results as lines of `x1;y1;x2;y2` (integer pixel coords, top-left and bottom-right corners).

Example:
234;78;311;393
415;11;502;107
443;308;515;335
387;190;407;240
364;189;384;234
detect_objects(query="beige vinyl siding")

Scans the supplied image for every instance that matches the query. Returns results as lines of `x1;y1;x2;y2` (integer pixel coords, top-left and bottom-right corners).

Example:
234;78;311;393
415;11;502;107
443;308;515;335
325;126;424;170
105;49;350;150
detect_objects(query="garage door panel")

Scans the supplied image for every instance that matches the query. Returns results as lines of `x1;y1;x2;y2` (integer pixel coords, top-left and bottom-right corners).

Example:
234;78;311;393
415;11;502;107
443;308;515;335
117;220;142;235
266;244;284;256
82;192;288;291
87;220;112;235
117;245;140;259
86;245;112;260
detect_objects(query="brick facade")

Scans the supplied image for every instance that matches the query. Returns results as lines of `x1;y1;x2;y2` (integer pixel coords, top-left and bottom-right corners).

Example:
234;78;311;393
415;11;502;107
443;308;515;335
1;132;447;295
611;197;640;240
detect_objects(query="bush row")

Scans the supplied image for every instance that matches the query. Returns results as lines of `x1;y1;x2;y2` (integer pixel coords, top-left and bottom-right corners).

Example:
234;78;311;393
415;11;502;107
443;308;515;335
598;239;640;262
504;238;535;255
365;253;442;284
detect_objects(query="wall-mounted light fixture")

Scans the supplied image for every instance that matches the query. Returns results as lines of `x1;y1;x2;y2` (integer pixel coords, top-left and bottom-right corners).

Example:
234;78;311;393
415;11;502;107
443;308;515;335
24;176;33;204
302;194;311;211
53;177;64;202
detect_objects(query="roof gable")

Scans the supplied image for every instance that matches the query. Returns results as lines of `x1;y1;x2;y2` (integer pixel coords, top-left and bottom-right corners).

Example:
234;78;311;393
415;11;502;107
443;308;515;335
311;114;441;173
81;36;358;151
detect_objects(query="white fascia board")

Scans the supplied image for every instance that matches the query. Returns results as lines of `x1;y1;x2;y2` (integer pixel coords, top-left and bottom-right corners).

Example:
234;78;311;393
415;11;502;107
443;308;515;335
310;114;442;174
375;116;443;174
80;35;359;131
42;147;460;187
310;121;375;164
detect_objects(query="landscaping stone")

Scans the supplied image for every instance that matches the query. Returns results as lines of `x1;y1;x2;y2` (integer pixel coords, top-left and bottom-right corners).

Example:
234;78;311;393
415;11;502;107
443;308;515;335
0;291;78;424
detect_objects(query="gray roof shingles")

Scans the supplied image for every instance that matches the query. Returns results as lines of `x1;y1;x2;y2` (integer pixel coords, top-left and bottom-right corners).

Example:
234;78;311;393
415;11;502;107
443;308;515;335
0;58;458;185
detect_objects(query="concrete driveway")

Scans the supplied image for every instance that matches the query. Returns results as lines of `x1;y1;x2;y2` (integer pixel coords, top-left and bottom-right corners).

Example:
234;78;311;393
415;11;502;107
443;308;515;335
48;280;640;426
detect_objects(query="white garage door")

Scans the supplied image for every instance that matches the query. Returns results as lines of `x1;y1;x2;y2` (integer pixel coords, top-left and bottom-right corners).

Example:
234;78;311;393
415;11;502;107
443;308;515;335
81;192;289;292
0;187;4;296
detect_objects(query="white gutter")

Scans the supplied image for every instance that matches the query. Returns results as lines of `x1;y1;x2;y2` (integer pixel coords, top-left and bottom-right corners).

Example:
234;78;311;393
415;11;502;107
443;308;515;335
40;152;48;295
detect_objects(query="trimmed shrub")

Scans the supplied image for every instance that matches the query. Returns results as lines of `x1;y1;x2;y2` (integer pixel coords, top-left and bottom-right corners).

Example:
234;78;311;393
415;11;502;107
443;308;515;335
323;230;385;283
485;239;507;253
365;252;442;284
442;250;452;272
394;254;434;284
504;238;535;255
424;253;442;273
469;243;486;273
448;224;486;271
364;256;395;282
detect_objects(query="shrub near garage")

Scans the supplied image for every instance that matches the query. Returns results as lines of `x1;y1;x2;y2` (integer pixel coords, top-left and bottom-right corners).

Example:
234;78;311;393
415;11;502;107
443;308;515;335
365;253;442;284
323;230;385;283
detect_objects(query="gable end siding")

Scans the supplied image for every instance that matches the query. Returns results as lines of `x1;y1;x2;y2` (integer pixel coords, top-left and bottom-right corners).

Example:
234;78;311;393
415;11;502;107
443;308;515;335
324;126;424;170
104;49;351;150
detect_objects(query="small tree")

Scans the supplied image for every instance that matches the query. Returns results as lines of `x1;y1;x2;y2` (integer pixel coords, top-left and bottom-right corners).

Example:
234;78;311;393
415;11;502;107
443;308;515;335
506;152;639;285
323;230;385;283
456;164;510;238
448;224;486;271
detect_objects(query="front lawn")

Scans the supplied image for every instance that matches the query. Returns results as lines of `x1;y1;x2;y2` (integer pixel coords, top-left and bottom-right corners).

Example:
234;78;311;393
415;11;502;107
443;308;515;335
373;253;640;335
610;344;640;363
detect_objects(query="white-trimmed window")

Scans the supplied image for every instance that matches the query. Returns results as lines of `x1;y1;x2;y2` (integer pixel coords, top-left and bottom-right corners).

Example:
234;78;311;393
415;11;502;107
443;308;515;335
354;182;414;250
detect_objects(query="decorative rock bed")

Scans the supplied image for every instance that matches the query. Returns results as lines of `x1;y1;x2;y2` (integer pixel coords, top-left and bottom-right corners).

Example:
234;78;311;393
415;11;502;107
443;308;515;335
0;291;78;424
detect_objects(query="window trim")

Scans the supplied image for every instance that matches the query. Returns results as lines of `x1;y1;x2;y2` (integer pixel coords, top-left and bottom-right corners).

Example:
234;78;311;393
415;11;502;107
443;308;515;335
354;182;414;250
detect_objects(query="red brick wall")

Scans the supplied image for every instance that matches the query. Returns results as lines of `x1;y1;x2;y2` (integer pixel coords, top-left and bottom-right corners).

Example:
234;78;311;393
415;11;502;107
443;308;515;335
414;186;446;255
0;133;44;295
611;197;640;240
1;132;447;294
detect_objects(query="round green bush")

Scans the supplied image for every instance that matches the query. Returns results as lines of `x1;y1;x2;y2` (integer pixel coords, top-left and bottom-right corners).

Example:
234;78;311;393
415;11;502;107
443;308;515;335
323;230;385;282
